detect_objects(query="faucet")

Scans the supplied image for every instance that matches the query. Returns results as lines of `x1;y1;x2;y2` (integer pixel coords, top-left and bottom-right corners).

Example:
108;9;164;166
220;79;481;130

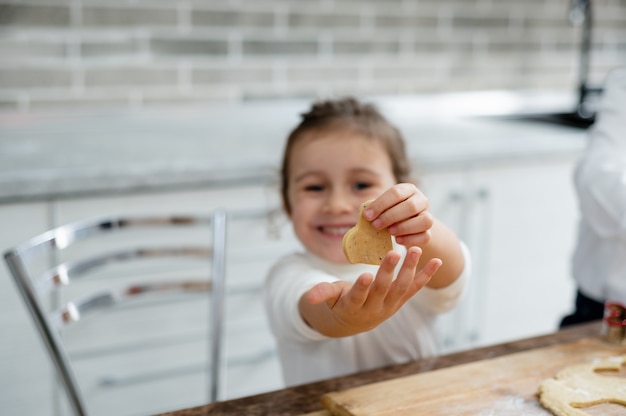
569;0;596;118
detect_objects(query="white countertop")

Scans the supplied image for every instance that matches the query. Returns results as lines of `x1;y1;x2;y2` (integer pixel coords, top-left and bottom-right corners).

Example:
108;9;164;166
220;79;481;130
0;90;589;203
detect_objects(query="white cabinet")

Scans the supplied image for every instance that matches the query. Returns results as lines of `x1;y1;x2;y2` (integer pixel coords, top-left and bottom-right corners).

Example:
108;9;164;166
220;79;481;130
423;157;580;353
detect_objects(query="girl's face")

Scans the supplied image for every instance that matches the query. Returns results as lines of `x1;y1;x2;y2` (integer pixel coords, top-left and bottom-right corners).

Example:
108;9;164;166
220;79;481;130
286;131;397;264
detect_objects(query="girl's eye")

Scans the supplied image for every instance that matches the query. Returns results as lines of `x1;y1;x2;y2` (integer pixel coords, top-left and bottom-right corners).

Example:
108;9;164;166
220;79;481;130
304;184;324;192
354;182;372;190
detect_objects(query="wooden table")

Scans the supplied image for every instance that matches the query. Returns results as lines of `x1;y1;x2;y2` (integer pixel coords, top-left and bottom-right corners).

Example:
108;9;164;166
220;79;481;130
158;321;604;416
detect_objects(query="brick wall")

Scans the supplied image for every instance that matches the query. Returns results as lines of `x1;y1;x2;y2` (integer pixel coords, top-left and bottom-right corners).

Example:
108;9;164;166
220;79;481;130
0;0;624;111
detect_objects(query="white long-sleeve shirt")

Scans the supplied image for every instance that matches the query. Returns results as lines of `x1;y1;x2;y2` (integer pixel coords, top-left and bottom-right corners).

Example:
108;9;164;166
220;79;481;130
263;243;470;387
572;67;626;303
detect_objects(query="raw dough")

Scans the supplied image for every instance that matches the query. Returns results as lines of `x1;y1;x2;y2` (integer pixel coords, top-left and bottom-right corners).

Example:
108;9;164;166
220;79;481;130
538;355;626;416
342;200;392;265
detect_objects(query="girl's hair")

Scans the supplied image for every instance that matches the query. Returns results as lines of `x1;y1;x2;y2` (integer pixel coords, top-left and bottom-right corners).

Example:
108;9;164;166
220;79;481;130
280;96;412;214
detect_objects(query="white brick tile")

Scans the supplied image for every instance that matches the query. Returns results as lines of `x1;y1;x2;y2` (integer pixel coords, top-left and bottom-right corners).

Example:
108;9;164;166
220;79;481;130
0;0;623;110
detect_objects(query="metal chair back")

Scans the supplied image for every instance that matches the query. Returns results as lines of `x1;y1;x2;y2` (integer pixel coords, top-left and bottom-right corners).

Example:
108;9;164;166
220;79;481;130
4;212;227;416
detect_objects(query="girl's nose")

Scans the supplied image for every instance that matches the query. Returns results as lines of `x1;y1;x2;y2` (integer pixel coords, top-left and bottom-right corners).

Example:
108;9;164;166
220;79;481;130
323;189;353;214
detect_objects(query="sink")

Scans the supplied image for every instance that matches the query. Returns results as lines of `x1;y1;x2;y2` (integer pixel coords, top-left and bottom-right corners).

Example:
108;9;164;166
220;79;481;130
485;88;601;130
493;111;595;129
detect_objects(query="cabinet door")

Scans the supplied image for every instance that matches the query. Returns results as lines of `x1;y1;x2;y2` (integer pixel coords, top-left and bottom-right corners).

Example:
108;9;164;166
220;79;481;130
474;160;578;347
420;168;491;352
421;158;579;352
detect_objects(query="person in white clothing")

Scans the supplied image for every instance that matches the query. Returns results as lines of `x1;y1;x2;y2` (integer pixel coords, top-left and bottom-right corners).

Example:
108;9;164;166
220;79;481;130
561;67;626;327
264;97;470;386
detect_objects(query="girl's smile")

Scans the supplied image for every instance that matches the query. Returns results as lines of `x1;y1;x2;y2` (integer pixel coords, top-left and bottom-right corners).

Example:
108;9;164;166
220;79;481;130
316;224;353;237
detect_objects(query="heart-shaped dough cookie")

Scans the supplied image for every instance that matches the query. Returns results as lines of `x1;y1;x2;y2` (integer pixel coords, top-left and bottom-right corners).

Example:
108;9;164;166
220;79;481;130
538;355;626;416
342;200;392;265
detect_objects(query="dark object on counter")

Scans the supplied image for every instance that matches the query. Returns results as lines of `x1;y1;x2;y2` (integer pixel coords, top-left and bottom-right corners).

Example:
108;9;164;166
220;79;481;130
560;290;605;328
602;301;626;344
501;110;596;129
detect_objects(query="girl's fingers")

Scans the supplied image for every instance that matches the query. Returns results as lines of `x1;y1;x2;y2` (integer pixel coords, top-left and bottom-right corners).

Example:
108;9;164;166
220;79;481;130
394;230;432;247
411;258;442;291
385;246;421;304
363;184;416;223
341;273;374;308
371;199;420;230
386;252;441;307
367;251;401;300
388;212;433;237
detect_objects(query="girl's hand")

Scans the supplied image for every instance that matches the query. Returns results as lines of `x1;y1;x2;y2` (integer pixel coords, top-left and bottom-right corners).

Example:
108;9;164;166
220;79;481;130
301;247;442;337
362;183;433;248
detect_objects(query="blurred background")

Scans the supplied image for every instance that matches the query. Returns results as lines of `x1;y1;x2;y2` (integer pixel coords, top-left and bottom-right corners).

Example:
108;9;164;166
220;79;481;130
0;1;625;416
0;0;623;109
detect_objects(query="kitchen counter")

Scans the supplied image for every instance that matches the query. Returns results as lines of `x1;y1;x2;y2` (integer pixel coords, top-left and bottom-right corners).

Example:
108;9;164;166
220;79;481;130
157;321;605;416
0;90;588;204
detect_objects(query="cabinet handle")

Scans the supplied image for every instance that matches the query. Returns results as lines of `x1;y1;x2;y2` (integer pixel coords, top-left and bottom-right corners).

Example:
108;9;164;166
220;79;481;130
449;188;489;202
448;191;465;202
475;188;489;200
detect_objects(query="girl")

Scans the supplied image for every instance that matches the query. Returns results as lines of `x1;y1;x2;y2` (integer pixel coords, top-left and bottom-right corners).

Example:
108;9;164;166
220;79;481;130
264;97;470;386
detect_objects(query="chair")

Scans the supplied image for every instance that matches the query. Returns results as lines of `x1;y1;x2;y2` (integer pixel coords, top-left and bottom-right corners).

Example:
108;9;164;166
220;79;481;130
4;212;227;416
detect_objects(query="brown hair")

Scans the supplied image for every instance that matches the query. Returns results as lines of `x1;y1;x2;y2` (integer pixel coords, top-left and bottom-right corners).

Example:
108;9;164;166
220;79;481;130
280;97;412;214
